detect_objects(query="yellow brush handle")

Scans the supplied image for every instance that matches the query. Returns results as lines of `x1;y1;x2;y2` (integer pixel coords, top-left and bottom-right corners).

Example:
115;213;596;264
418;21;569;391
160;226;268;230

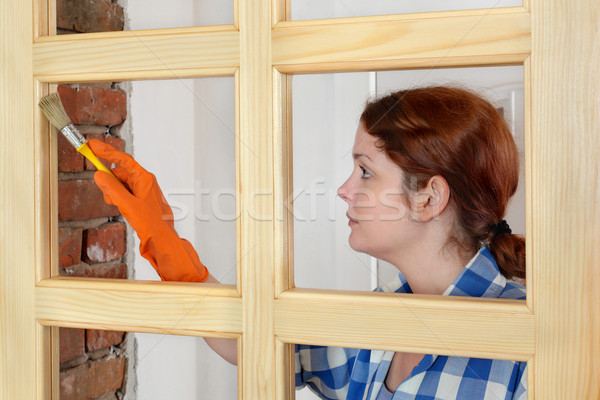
76;143;121;183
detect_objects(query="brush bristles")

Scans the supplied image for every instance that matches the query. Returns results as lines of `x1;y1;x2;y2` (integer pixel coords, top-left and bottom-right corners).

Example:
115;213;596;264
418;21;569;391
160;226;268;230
38;93;72;130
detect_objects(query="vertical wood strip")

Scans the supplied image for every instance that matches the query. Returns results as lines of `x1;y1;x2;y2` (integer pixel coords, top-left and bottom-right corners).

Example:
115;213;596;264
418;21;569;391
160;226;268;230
284;74;295;292
34;3;54;395
273;69;294;397
0;1;36;399
233;0;239;30
523;56;534;312
33;0;47;39
34;63;54;400
34;79;54;282
235;67;242;295
239;0;277;398
273;5;294;396
272;0;283;26
275;338;294;400
273;70;294;296
51;326;60;399
273;0;292;26
531;0;600;397
35;323;52;399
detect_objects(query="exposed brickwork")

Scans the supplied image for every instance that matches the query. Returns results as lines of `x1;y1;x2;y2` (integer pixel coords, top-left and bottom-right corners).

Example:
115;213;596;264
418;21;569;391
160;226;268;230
58;85;127;126
57;132;126;173
87;357;126;398
60;328;86;364
58;180;120;221
60;363;88;400
61;262;128;279
59;227;83;267
59;356;126;400
58;133;85;172
95;391;119;400
83;222;126;263
86;330;125;353
57;0;124;33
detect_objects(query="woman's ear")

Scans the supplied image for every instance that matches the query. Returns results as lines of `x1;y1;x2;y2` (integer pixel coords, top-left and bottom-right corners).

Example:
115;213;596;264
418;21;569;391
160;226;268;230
412;175;451;222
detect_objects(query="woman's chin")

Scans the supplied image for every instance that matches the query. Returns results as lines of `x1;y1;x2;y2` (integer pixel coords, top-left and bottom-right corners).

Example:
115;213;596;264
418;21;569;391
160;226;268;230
348;235;366;253
348;234;383;259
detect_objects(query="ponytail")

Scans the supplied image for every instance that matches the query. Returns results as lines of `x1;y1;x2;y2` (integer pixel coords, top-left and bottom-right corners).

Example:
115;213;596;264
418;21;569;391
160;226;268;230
489;231;526;281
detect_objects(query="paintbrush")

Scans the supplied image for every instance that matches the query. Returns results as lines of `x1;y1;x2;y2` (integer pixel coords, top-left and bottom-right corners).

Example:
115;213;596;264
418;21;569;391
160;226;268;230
38;93;120;182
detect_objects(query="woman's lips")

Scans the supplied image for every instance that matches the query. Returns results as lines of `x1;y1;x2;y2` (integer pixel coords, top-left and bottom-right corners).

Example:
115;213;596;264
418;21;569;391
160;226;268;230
346;212;358;226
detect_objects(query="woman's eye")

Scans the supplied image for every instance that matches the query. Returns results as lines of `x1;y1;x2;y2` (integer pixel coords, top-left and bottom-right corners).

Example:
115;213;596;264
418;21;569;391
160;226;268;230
360;166;372;179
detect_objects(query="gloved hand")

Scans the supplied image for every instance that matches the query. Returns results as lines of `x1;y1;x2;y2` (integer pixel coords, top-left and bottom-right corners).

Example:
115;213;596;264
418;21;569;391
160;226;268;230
88;139;209;282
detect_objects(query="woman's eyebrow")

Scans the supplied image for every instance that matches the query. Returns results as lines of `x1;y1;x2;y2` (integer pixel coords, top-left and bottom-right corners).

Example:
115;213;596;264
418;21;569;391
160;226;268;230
352;153;373;161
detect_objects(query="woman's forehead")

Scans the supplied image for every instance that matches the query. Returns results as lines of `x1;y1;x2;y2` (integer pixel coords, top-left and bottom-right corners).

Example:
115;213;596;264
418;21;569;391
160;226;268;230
353;125;377;151
353;126;386;160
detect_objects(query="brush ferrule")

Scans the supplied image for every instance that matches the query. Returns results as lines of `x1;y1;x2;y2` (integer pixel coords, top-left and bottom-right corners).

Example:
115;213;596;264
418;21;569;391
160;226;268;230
60;124;87;148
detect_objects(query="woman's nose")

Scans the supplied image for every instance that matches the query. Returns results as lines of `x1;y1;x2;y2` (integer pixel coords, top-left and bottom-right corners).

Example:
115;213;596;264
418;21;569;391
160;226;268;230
337;178;351;203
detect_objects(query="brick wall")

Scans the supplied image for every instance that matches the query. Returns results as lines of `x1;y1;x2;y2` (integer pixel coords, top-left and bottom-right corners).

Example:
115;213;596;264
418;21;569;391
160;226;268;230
57;1;132;399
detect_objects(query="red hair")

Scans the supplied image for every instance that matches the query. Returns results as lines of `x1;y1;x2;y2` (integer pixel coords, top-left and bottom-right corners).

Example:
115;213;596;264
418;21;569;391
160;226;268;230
360;86;525;281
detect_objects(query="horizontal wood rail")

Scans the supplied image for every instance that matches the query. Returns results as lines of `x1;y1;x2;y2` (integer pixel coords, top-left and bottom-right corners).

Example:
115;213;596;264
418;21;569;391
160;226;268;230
273;7;531;73
35;277;241;338
32;8;532;82
33;25;240;82
275;288;535;361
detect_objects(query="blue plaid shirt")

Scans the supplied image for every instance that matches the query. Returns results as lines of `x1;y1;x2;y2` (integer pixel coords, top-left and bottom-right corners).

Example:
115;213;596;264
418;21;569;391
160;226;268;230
295;246;527;400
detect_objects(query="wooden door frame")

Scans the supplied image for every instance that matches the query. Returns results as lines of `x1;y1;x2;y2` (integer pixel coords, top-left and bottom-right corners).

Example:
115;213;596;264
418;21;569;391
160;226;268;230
1;0;598;398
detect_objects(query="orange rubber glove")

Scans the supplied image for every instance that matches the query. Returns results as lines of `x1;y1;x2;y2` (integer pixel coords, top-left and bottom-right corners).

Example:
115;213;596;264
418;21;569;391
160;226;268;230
88;139;209;282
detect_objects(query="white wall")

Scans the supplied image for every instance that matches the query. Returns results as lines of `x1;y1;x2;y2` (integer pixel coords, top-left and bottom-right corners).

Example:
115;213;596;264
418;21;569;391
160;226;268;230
292;0;522;20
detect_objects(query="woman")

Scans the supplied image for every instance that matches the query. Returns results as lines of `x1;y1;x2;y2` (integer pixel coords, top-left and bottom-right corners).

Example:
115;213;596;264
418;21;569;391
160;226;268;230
90;86;527;399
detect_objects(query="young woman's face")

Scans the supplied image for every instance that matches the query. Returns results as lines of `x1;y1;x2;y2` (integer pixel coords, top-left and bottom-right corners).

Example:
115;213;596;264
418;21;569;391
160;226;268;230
337;124;420;260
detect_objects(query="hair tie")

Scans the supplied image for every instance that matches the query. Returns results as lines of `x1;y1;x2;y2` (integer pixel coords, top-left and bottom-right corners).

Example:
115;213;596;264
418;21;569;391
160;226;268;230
491;220;512;236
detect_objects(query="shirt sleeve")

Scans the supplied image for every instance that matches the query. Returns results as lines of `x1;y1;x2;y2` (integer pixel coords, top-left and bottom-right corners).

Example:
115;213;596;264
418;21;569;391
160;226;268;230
295;344;359;400
512;362;527;400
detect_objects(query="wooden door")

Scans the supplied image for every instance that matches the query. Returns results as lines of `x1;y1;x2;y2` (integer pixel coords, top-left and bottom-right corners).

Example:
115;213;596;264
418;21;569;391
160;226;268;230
1;0;598;398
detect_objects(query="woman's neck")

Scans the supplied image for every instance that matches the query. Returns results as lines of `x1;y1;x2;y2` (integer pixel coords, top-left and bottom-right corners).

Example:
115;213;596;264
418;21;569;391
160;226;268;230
385;228;473;295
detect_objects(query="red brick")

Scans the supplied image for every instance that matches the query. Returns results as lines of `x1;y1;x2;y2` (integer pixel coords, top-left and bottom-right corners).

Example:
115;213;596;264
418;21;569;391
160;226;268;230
84;134;125;171
60;328;85;364
58;179;120;221
96;391;118;400
87;357;126;399
59;357;125;400
60;363;87;400
78;124;112;135
58;85;127;126
59;227;83;267
58;133;84;172
83;222;125;263
57;0;124;33
86;330;125;352
62;262;128;279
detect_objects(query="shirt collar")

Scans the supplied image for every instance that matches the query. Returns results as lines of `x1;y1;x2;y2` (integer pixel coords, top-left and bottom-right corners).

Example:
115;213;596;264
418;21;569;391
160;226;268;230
442;246;507;298
387;246;507;299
